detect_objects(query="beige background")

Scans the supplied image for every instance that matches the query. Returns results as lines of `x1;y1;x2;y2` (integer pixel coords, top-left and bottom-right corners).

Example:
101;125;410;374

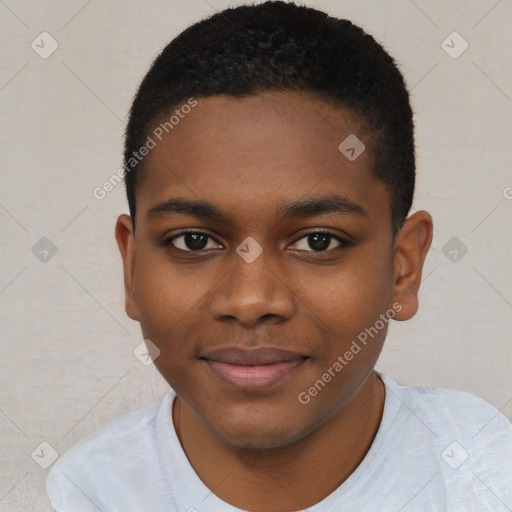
1;0;511;509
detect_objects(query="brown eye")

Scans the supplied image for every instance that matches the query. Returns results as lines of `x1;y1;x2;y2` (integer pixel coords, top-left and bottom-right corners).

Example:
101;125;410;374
290;231;346;252
164;231;222;252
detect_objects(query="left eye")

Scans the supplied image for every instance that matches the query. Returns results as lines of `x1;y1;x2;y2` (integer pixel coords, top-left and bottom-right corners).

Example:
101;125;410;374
290;232;344;252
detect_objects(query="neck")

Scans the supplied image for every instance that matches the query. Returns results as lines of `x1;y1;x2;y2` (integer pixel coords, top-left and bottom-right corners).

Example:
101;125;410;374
173;371;385;512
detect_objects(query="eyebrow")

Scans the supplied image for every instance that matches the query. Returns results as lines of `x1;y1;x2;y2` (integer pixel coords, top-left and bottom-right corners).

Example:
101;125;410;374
146;195;366;223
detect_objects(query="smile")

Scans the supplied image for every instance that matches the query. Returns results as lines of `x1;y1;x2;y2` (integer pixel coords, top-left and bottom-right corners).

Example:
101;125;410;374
200;347;308;391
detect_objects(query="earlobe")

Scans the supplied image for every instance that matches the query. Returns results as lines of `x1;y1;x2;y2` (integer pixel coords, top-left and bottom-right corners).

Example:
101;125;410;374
115;214;139;321
392;210;433;321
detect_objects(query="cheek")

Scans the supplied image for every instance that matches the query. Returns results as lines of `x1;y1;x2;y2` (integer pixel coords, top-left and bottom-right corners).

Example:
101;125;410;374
293;250;393;336
135;242;212;306
288;253;394;396
132;252;211;354
133;261;204;396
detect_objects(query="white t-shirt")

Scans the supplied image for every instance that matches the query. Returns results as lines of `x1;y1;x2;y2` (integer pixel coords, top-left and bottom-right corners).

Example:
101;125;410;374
46;372;512;511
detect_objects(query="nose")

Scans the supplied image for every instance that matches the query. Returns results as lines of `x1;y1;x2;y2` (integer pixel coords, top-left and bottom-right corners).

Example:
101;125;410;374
209;245;295;327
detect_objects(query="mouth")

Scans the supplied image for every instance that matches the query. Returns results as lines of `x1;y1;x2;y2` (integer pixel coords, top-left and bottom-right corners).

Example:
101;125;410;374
200;347;309;391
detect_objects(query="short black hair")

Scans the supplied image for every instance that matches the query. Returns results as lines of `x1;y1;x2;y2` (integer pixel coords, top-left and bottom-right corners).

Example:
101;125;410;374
124;0;415;235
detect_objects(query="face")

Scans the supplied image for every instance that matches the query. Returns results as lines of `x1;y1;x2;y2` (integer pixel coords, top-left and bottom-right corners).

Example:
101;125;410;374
116;91;429;450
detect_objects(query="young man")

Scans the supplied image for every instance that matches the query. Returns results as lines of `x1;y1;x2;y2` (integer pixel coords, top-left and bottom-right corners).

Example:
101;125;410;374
47;1;512;510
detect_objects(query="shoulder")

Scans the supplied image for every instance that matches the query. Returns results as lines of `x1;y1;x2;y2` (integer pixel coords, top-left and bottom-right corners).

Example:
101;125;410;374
378;374;512;506
46;393;172;511
381;373;512;440
379;373;512;499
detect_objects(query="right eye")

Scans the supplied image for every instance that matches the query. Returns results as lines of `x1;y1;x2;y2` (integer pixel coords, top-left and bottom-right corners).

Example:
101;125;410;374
162;231;223;252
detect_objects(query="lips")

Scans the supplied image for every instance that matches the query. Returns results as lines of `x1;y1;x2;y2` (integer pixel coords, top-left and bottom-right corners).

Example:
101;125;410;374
201;347;308;391
202;347;305;365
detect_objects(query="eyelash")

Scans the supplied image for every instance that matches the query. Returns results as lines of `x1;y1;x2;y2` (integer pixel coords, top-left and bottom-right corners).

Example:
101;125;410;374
161;229;351;254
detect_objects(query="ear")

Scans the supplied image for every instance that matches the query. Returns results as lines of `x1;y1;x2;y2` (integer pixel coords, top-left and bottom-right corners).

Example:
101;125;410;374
115;214;139;321
392;210;433;321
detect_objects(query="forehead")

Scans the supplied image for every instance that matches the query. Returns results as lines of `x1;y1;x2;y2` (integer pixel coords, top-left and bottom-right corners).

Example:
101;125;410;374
136;91;389;228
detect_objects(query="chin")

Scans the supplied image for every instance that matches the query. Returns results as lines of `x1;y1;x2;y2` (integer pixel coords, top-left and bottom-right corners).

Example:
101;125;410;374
204;410;316;451
215;429;299;451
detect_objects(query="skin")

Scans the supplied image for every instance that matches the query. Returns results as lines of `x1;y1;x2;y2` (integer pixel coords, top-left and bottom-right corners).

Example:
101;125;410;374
115;90;433;511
